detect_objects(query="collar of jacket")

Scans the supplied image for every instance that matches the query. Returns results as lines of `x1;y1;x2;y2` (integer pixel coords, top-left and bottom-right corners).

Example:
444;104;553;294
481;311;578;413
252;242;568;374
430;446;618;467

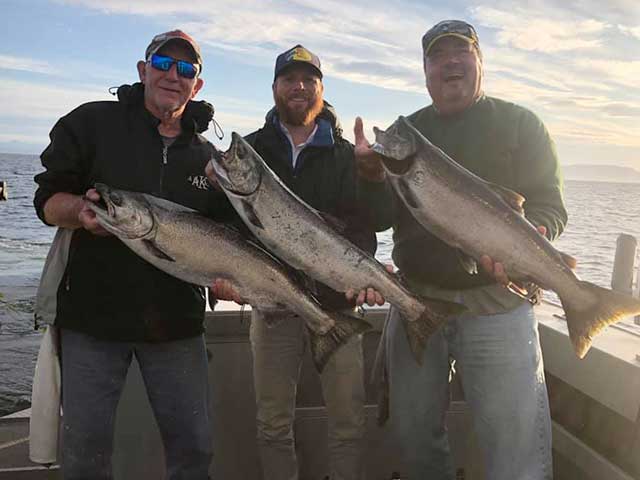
432;93;487;120
271;115;335;148
115;82;214;134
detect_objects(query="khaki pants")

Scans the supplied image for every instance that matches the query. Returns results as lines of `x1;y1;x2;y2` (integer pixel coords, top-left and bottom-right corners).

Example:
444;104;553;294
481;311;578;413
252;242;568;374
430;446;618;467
250;309;366;480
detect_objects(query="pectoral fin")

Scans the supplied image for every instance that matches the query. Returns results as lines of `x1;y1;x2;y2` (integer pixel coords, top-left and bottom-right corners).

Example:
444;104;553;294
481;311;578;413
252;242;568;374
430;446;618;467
456;249;478;274
239;199;264;230
142;239;175;262
487;182;525;214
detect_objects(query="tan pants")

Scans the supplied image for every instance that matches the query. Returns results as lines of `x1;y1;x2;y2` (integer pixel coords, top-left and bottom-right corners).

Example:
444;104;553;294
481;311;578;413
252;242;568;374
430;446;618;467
250;309;366;480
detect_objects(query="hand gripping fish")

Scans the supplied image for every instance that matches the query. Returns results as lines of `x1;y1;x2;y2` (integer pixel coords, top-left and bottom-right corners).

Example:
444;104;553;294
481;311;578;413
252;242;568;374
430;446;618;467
87;184;370;371
373;116;640;358
209;132;465;363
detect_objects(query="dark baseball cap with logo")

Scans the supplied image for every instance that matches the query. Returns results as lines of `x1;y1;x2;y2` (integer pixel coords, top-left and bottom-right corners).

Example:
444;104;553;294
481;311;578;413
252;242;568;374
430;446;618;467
145;30;203;66
422;20;479;56
274;44;322;80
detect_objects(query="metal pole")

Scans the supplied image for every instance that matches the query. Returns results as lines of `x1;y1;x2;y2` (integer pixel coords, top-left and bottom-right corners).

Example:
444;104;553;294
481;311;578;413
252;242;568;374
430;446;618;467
611;234;637;295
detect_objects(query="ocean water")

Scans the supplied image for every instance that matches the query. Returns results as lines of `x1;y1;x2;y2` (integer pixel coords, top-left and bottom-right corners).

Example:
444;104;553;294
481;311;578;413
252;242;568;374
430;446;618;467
1;152;640;416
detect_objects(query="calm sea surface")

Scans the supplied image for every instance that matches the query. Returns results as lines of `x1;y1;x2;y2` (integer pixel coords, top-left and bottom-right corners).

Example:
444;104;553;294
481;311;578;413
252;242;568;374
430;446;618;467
1;152;640;416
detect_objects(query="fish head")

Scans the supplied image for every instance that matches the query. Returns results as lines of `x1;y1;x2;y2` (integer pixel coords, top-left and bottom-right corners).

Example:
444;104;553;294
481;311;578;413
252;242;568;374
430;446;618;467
87;184;155;239
211;132;262;196
372;116;419;175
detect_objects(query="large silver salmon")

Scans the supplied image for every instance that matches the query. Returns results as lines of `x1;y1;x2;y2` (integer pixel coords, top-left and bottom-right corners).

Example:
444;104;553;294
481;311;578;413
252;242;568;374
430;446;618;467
87;184;370;370
210;132;465;361
373;116;640;358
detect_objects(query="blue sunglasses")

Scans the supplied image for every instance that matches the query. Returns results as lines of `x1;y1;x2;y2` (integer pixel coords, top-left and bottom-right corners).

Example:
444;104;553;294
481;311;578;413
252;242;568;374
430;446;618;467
150;53;199;79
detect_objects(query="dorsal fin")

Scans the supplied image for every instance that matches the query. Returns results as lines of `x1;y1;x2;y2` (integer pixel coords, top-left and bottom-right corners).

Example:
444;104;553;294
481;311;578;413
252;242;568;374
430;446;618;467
560;251;577;270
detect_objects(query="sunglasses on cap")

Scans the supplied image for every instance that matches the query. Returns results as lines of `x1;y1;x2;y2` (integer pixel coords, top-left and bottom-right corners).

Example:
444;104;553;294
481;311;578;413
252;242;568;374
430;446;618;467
149;53;199;79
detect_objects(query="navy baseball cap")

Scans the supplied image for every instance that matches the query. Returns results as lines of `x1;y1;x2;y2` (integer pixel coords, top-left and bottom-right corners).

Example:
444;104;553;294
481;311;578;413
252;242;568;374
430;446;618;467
274;45;322;80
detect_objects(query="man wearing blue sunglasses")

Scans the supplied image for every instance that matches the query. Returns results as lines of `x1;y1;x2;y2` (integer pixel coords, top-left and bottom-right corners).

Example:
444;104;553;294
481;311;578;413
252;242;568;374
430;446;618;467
34;30;232;479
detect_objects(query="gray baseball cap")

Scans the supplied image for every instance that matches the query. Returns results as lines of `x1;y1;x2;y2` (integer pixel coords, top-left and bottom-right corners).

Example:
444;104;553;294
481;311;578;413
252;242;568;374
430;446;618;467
422;20;479;56
145;30;203;65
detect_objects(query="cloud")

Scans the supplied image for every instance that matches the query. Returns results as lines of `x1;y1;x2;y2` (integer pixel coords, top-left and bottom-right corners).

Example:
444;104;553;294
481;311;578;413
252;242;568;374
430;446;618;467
471;6;607;53
619;24;640;40
0;55;57;74
0;78;112;120
14;0;640;156
573;59;640;89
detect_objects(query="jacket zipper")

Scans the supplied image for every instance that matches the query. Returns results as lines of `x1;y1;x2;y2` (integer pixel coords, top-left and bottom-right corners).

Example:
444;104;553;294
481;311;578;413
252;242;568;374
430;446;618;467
159;144;168;192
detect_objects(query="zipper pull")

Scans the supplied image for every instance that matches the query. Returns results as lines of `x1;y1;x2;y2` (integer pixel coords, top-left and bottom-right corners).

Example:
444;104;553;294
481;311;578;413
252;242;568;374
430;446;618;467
162;145;168;165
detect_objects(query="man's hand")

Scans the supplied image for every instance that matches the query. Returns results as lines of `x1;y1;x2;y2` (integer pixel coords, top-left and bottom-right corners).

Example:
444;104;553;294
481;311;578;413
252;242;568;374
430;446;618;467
210;278;245;304
479;225;548;285
354;117;386;182
79;188;111;236
344;264;394;306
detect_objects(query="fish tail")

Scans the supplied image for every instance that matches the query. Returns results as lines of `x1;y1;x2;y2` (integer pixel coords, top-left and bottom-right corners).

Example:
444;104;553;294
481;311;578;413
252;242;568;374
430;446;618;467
309;313;372;372
562;281;640;358
403;298;467;364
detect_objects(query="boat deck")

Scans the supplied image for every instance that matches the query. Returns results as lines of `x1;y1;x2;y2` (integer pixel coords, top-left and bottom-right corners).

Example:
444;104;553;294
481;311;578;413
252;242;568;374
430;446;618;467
1;301;639;479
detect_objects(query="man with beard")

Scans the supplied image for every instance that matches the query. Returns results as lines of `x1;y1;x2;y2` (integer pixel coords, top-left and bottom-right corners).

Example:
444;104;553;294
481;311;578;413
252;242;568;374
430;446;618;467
211;45;390;480
354;20;567;479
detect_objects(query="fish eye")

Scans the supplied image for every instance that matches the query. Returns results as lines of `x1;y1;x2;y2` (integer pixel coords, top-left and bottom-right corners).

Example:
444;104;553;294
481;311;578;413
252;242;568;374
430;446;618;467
111;192;122;206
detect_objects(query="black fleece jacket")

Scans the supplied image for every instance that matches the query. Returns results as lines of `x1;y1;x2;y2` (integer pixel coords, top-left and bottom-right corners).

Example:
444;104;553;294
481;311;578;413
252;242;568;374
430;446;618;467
34;83;234;341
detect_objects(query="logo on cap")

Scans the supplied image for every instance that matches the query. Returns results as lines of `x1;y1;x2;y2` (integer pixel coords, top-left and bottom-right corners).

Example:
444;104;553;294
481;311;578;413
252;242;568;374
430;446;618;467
290;47;313;62
274;44;322;80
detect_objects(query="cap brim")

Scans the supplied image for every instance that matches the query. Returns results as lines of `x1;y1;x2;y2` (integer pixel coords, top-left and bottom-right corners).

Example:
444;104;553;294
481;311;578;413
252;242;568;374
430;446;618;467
424;33;476;56
148;38;202;64
275;61;322;80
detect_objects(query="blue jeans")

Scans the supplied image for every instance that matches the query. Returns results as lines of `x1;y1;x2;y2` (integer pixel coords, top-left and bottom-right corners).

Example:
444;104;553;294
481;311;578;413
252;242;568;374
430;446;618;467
59;329;212;480
387;301;552;480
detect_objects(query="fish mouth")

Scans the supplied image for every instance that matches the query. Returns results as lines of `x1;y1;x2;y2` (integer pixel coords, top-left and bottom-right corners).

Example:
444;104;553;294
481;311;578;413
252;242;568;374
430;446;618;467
212;132;262;196
86;183;115;219
372;122;414;176
376;149;413;176
85;183;153;239
208;154;250;196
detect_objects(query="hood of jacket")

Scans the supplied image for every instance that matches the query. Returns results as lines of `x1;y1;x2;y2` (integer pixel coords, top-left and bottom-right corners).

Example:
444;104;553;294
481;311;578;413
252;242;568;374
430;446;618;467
115;82;214;134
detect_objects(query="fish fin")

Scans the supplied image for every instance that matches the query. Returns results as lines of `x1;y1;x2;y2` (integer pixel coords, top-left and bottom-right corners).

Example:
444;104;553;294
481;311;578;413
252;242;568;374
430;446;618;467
142;239;175;262
486;183;525;214
239;199;264;230
456;250;478;274
398;178;420;209
402;298;466;364
560;251;578;270
562;281;640;358
309;314;372;372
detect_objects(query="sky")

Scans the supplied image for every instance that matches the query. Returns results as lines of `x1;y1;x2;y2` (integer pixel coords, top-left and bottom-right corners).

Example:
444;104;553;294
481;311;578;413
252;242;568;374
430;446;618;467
0;0;639;169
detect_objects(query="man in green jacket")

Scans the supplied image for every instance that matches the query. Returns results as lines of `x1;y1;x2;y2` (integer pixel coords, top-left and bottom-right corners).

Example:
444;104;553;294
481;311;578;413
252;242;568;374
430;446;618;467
355;20;567;480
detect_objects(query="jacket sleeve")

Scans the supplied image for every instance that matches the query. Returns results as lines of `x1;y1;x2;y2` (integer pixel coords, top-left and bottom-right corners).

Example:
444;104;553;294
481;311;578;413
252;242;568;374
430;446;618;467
34;112;92;226
514;109;568;241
